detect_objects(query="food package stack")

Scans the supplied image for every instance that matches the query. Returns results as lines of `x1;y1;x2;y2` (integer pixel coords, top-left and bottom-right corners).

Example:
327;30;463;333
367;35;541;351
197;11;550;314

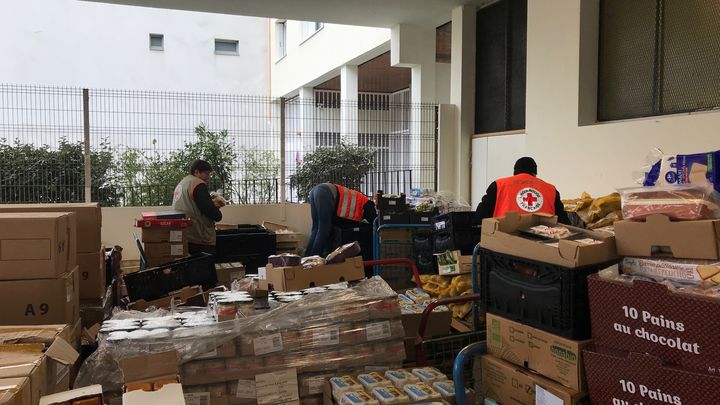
76;277;406;405
262;222;303;255
416;275;473;321
583;185;720;404
562;192;622;230
477;211;621;404
326;366;474;405
0;203;105;300
135;216;191;268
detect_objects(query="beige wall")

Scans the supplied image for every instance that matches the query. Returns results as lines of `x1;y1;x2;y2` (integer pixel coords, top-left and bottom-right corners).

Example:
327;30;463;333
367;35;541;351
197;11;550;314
102;204;312;260
524;0;720;198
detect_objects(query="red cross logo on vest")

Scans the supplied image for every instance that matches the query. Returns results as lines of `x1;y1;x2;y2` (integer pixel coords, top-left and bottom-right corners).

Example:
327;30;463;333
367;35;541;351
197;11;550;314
516;187;544;212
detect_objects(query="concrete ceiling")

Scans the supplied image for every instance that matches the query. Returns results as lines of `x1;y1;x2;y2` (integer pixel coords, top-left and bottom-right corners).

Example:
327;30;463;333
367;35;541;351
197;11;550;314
84;0;491;28
315;52;412;93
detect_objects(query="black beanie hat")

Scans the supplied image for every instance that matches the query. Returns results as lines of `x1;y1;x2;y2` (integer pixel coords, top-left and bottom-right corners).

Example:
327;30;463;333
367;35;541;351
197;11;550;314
514;157;537;176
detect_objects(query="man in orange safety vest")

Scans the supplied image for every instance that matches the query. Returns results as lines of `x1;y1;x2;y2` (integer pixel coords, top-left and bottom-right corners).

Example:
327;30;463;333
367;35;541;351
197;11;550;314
305;183;377;256
476;157;570;224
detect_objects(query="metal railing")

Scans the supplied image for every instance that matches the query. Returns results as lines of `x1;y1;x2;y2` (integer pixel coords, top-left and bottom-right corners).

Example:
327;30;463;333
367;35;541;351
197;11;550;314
0;84;437;206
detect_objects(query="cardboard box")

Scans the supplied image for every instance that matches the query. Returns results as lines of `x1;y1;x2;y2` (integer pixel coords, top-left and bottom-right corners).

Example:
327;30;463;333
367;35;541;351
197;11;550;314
587;273;720;376
401;310;452;338
0;212;77;280
0;267;79;326
0;203;101;253
0;324;70;347
614;214;720;259
39;384;103;405
142;227;187;243
0;377;31;405
0;337;79;404
481;212;617;268
215;262;246;288
262;222;302;244
486;313;591;391
127;285;204;311
258;256;365;291
144;254;181;268
143;241;189;258
77;248;106;300
436;250;472;275
584;346;720;405
124;383;186;405
481;355;587;405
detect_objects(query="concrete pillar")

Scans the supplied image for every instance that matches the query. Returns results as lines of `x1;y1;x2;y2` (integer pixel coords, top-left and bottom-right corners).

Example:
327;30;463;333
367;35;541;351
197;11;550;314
391;24;437;190
450;5;476;202
340;65;358;143
299;86;315;163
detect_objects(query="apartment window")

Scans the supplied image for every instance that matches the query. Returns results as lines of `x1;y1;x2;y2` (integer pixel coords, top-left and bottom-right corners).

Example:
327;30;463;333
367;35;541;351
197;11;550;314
214;39;239;55
149;34;164;51
275;20;287;60
301;21;324;41
598;0;720;121
474;0;527;134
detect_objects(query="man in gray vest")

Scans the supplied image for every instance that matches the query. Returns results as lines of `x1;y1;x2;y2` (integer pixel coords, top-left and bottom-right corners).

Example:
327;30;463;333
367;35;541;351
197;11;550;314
172;159;223;254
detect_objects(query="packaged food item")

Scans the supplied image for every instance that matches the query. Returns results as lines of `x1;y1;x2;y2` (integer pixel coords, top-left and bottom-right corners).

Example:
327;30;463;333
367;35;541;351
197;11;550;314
622;257;720;284
326;242;362;264
339;390;380;405
411;367;447;384
523;225;575;239
357;372;393;390
432;380;457;402
619;185;719;221
643;149;720;193
302;256;326;269
404;288;431;303
403;383;442;402
370;386;410;405
330;376;363;395
268;254;302;267
385;370;419;388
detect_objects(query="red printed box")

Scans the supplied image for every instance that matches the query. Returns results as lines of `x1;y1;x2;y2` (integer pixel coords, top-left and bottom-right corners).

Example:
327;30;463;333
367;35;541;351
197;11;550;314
587;274;720;376
584;345;720;405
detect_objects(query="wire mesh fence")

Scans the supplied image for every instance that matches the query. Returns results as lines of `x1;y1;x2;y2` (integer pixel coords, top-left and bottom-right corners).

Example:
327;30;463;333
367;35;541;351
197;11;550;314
0;84;437;206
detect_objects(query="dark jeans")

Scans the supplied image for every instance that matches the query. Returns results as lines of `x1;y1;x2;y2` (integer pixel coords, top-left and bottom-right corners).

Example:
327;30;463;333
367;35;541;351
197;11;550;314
305;184;335;256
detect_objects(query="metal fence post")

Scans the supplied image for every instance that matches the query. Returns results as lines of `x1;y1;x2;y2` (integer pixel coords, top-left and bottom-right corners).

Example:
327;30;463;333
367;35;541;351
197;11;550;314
82;89;92;203
280;97;286;206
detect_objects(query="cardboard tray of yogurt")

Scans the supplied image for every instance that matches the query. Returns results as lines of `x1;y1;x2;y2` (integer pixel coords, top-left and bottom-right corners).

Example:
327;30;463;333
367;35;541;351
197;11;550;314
481;212;617;268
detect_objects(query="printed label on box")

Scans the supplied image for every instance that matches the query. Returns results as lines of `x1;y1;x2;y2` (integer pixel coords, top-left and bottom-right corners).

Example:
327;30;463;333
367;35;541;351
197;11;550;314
194;340;219;359
255;368;299;405
170;244;184;256
258;267;267;280
366;321;392;341
184;392;211;405
254;333;284;356
306;377;326;395
535;386;563;405
169;230;183;242
237;379;257;398
313;326;340;347
389;200;397;206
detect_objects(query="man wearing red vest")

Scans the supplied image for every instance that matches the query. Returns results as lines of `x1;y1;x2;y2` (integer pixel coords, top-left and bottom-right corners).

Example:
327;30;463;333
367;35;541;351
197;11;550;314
305;183;378;256
476;157;570;224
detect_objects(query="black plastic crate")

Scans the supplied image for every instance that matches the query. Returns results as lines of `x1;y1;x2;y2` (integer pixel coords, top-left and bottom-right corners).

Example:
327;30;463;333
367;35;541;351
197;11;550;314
412;232;433;254
216;225;276;264
378;211;411;225
432;230;480;255
416;253;438;274
124;253;217;302
376;193;407;213
431;211;481;233
331;223;373;261
409;207;440;224
480;248;618;340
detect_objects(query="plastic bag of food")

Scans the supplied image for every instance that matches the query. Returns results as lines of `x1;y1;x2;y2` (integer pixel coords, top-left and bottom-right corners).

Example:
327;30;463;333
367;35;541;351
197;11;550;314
619;185;720;221
642;149;720;193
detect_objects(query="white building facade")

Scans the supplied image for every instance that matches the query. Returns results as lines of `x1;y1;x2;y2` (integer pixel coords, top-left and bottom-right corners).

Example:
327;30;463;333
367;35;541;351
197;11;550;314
0;0;270;95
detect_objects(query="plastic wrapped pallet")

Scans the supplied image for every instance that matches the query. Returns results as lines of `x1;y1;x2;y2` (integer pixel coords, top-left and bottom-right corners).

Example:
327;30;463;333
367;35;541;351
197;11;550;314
76;277;404;405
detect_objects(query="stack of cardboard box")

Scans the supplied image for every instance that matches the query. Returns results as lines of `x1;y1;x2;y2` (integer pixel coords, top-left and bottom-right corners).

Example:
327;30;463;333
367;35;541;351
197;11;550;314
477;212;619;404
0;211;83;404
583;214;720;403
135;218;190;267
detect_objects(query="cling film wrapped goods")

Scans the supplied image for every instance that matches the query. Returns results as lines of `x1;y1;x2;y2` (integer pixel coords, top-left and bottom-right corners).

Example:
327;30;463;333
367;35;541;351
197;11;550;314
76;277;405;405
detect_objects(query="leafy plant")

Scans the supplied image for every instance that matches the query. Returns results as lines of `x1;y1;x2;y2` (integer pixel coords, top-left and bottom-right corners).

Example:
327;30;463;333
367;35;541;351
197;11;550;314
291;143;376;201
237;147;280;204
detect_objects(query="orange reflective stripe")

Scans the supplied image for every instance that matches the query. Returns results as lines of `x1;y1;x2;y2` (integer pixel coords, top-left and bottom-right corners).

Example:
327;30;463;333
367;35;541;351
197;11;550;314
493;173;557;218
335;185;369;222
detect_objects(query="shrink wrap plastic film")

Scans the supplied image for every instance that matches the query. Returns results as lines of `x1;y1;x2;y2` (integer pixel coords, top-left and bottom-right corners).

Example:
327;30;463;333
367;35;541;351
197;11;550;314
76;277;405;404
619;184;720;221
